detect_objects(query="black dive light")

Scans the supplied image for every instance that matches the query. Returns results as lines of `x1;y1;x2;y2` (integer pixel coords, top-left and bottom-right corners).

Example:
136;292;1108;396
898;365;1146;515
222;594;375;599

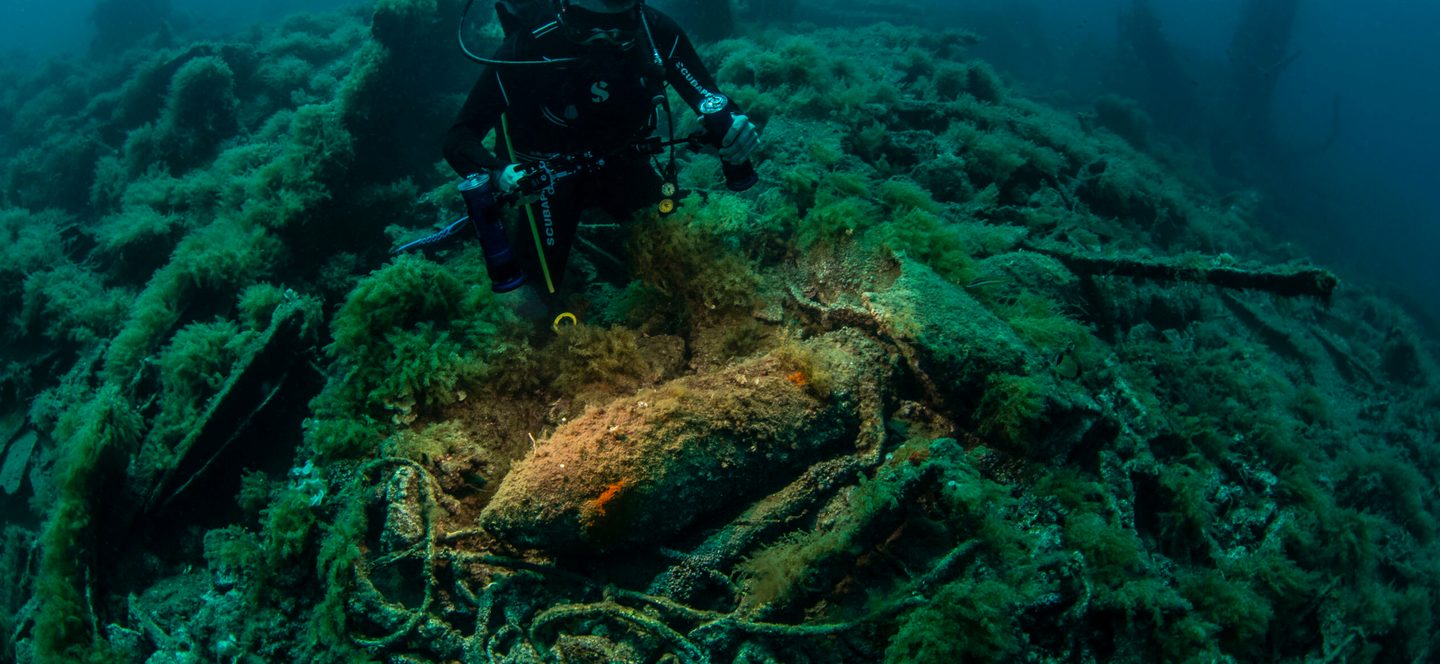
722;154;759;192
458;173;527;293
701;112;759;192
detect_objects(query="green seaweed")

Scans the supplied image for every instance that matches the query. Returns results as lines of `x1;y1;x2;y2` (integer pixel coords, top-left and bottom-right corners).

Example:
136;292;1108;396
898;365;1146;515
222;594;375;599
121;55;240;175
885;576;1026;663
974;373;1048;449
626;211;762;315
308;250;511;460
32;386;143;662
20;264;131;345
1;7;1438;662
547;324;653;397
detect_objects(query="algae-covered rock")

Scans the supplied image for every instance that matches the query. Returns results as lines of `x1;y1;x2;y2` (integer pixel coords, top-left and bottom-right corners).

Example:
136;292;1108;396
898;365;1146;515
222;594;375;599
865;257;1101;460
865;257;1036;407
480;329;894;553
974;251;1083;307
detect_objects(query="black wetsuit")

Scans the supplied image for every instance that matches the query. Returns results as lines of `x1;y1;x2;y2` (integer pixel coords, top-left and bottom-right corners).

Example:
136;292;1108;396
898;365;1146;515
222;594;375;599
443;5;737;295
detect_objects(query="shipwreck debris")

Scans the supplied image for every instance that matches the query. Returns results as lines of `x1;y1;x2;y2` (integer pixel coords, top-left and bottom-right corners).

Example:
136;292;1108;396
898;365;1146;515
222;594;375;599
1027;243;1339;302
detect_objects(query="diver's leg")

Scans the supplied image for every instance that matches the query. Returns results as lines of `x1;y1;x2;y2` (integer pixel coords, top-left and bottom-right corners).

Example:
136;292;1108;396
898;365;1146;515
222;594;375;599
575;158;665;285
511;181;584;299
595;156;666;219
499;281;556;327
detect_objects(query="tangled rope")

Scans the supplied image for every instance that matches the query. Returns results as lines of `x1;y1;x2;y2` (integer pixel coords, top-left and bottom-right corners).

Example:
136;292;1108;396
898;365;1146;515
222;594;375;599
337;454;977;662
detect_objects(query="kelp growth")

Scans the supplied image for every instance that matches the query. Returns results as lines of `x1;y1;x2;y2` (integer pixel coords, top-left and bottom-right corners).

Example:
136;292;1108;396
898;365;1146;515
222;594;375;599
0;2;1436;663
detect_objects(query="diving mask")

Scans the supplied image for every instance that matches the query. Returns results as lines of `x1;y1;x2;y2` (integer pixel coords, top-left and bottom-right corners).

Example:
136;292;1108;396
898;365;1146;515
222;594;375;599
560;3;642;47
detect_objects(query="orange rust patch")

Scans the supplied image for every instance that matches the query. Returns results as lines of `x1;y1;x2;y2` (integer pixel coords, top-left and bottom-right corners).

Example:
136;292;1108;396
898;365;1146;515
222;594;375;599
586;479;630;519
785;371;808;386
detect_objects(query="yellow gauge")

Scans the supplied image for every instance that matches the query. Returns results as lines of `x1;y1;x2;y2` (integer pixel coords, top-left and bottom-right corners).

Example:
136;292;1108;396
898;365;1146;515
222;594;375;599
552;311;578;334
658;199;676;214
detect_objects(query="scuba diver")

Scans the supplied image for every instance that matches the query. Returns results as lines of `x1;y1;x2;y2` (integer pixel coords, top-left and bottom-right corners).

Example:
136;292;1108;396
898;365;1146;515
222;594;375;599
440;0;761;319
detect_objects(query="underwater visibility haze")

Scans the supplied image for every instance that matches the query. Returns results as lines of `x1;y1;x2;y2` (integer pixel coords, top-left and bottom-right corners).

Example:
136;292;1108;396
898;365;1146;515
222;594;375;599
0;0;1438;661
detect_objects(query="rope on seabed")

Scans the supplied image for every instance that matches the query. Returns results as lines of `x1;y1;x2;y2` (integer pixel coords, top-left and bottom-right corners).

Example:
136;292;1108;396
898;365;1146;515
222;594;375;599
456;538;979;651
530;600;709;663
339;454;983;659
350;457;444;650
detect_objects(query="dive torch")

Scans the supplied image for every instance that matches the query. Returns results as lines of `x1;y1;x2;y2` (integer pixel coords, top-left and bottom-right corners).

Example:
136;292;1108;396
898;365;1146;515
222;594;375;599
701;112;759;192
458;172;527;293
